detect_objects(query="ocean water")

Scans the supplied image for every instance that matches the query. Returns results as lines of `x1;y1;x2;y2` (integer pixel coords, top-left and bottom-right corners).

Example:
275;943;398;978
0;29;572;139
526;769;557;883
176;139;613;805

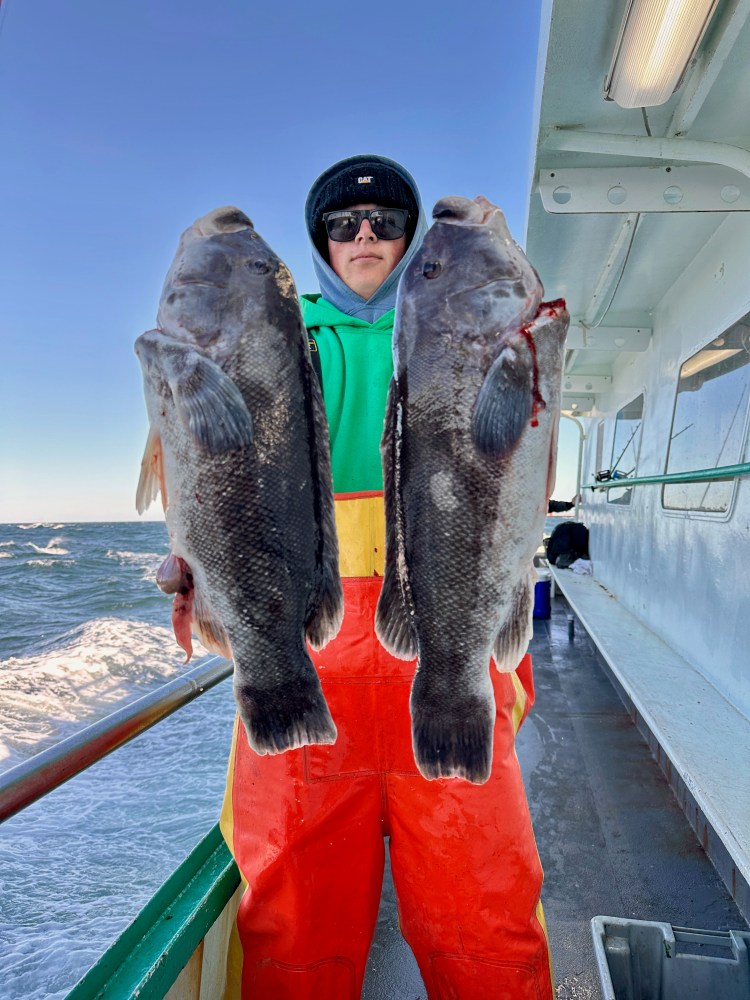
0;522;237;1000
0;517;572;998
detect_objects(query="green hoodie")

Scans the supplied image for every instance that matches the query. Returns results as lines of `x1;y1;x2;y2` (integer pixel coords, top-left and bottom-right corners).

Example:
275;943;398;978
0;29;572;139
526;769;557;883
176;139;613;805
301;293;394;494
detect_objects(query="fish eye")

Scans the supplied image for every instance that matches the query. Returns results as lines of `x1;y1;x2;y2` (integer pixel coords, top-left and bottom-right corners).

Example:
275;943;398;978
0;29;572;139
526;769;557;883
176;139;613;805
250;259;271;274
422;261;442;279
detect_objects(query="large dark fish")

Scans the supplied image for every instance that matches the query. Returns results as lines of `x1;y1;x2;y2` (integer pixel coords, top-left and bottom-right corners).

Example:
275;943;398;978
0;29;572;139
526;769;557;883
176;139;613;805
135;207;342;755
375;195;569;784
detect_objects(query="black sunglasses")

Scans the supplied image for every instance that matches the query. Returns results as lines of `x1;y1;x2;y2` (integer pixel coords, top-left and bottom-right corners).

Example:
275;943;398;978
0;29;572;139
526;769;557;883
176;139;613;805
322;207;409;242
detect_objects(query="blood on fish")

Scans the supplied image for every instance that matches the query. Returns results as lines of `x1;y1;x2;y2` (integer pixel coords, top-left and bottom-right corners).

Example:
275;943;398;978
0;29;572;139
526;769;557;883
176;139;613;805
171;558;195;661
172;588;194;662
519;325;545;427
543;297;567;316
520;299;567;427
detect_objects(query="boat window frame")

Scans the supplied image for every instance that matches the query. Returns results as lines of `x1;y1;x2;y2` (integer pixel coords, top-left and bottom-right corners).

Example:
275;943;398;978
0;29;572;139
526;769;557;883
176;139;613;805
594;420;606;483
606;392;646;507
661;319;750;522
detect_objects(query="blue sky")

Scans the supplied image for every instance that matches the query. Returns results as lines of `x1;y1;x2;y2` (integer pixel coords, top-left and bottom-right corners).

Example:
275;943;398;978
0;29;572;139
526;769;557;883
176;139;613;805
0;0;578;522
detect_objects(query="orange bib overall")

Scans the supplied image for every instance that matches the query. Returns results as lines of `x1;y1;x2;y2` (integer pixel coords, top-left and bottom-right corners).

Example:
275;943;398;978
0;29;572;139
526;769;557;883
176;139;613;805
220;493;554;999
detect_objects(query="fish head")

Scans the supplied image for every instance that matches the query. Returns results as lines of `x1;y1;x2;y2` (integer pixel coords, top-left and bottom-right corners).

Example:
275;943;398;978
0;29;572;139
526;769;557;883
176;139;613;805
156;206;299;361
395;196;544;365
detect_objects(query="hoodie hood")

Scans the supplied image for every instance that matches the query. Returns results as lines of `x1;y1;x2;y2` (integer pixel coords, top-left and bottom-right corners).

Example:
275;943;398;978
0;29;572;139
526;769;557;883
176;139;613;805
305;154;429;323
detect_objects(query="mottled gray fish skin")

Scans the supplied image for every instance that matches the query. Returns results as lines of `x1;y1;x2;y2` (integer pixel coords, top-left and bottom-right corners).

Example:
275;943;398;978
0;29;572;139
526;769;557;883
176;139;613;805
135;206;342;755
376;195;569;783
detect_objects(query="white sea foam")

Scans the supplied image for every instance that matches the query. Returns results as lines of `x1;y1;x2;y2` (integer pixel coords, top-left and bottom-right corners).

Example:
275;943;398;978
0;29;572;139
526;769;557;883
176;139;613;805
25;558;74;569
106;549;166;580
27;537;70;556
16;522;63;530
0;552;12;559
0;617;209;768
0;540;16;547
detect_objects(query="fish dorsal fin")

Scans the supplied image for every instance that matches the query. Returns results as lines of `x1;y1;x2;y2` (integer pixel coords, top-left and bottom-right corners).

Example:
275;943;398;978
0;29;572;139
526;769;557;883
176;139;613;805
375;377;418;660
136;426;166;514
471;341;533;459
304;354;344;650
170;351;254;456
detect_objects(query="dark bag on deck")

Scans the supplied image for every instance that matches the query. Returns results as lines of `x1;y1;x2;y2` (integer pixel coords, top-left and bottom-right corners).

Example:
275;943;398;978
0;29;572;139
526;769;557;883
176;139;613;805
546;521;589;568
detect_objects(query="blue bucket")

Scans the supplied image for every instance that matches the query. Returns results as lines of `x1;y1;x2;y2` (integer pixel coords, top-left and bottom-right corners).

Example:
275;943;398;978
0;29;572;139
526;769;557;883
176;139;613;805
533;577;551;619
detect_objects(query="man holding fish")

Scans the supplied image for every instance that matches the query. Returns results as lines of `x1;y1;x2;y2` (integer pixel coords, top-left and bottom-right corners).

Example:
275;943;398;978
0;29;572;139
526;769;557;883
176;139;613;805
215;154;564;999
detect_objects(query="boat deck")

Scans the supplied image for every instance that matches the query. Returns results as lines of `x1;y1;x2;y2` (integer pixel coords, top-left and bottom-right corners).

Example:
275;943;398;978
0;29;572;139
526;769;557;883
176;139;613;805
361;592;748;999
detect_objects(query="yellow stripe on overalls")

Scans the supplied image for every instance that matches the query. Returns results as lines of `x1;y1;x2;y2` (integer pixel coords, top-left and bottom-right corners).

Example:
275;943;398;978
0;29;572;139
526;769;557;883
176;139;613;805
510;670;528;735
334;492;385;578
219;716;246;1000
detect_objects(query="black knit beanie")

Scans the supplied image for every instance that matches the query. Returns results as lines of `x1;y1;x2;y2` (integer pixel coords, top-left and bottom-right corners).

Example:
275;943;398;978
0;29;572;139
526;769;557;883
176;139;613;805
306;155;420;257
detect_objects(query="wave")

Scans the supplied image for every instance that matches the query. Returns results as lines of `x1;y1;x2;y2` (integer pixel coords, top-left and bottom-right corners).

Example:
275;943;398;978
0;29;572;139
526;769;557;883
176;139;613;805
0;617;212;769
0;540;16;547
24;558;75;569
0;552;12;559
16;523;65;530
27;537;70;556
106;549;166;581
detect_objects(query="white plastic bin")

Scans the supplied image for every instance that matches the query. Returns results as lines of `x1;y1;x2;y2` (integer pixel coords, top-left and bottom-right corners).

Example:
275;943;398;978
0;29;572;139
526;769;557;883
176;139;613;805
591;916;750;1000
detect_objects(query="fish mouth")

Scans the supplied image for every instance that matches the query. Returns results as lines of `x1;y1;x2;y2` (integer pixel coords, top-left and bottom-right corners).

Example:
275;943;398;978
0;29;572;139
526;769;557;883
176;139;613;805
432;197;485;226
447;274;522;297
171;279;228;290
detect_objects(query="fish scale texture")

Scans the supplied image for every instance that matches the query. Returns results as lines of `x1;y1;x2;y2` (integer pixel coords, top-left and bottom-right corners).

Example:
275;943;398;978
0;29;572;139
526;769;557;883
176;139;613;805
377;197;569;783
136;208;342;755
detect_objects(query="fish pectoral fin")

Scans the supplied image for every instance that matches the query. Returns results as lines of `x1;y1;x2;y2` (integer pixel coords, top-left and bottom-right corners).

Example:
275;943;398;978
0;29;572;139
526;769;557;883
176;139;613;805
493;577;534;671
136;426;166;514
471;344;533;458
170;352;254;456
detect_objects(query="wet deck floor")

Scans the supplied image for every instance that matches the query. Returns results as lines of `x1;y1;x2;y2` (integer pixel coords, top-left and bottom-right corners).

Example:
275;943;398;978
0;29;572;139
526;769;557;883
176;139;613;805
361;592;748;999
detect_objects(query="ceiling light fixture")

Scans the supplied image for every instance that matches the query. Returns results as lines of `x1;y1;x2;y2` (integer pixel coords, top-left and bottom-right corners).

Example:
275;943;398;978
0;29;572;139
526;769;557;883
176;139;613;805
604;0;720;109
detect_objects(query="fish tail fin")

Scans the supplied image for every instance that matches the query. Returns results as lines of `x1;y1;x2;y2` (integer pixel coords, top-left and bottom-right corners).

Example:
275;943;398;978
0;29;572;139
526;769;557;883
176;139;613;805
234;652;336;755
493;578;534;672
410;669;495;784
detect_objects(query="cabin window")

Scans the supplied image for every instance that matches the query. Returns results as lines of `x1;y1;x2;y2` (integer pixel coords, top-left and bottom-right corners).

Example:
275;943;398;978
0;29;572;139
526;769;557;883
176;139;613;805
595;421;605;479
607;395;644;505
663;318;750;512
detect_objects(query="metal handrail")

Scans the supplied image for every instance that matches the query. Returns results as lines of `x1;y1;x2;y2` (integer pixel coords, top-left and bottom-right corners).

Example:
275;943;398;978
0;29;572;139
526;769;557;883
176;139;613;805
0;656;233;824
587;461;750;490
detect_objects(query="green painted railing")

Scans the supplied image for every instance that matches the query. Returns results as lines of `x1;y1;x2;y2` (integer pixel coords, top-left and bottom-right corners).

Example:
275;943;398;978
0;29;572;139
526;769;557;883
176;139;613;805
0;657;239;999
588;461;750;490
66;823;240;999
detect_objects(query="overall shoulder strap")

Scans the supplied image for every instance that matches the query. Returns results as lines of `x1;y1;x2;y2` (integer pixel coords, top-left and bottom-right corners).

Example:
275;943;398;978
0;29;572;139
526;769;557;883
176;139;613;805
308;333;323;393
